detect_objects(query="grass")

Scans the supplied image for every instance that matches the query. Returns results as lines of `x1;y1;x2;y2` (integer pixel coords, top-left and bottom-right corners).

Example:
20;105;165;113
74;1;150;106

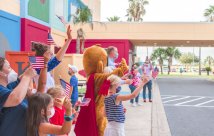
158;72;214;81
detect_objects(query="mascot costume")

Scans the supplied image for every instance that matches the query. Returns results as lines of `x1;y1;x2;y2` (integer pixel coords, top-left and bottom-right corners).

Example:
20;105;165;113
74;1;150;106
74;45;128;136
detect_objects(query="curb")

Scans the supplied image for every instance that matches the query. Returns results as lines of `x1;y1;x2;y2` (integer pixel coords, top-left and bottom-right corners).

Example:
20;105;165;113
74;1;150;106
151;80;172;136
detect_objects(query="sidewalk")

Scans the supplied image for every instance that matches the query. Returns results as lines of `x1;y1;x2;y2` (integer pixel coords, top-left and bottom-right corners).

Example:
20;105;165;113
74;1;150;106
69;81;171;136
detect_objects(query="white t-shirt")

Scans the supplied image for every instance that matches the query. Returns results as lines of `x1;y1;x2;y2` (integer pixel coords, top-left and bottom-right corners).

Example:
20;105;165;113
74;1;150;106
34;72;55;92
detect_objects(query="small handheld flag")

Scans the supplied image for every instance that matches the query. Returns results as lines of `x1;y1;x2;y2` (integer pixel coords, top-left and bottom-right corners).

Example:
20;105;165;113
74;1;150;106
56;15;67;25
75;98;91;107
47;32;56;46
28;56;44;69
60;79;71;97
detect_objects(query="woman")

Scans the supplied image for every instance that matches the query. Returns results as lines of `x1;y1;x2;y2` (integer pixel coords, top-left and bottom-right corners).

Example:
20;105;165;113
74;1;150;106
32;25;72;93
0;57;37;136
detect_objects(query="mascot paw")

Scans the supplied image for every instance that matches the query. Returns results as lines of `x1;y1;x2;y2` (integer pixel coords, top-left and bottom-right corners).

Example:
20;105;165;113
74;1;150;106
119;58;129;74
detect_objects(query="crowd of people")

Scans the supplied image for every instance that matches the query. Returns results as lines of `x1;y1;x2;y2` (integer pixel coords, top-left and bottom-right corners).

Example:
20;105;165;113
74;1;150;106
0;26;159;136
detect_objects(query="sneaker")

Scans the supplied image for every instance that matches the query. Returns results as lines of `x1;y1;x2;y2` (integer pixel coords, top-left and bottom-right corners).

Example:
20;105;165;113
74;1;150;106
132;103;137;107
143;99;146;103
149;99;152;102
136;103;143;106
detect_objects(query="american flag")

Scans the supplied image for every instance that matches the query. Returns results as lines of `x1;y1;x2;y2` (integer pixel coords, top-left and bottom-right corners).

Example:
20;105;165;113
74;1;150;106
47;32;56;46
60;79;71;97
28;56;44;69
56;15;67;25
75;98;91;107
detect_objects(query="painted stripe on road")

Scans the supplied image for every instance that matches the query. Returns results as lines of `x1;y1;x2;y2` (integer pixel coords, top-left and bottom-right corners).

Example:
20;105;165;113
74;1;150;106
175;97;205;106
164;104;214;108
195;99;214;106
163;96;190;104
161;94;214;99
161;96;178;100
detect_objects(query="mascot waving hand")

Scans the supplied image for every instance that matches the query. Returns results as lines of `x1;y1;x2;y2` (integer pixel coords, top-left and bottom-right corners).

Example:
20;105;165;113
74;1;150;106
75;45;128;136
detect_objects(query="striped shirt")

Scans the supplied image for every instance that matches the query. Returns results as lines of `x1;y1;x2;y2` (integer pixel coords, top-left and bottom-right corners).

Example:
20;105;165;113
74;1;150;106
104;94;125;123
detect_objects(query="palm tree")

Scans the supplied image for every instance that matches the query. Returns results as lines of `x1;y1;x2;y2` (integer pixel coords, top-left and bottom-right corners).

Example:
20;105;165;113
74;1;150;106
204;56;214;67
204;5;214;22
107;16;120;22
126;0;149;22
150;48;166;74
165;47;181;75
70;7;105;53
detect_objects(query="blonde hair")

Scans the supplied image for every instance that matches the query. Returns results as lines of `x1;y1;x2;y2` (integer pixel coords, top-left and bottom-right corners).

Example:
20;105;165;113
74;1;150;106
107;75;121;88
47;86;64;98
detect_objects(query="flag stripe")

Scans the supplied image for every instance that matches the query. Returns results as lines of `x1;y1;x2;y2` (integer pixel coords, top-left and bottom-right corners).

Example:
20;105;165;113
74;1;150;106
60;79;71;97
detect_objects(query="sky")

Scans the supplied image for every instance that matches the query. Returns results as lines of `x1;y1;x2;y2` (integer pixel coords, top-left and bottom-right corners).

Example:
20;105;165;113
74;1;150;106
101;0;214;22
101;0;214;63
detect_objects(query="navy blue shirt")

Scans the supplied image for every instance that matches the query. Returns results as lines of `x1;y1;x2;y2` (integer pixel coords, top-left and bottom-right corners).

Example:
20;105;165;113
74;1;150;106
0;81;28;136
70;75;78;103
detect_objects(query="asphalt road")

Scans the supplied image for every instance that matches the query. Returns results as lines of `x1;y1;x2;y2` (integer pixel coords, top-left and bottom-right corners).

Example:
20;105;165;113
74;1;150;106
158;77;214;136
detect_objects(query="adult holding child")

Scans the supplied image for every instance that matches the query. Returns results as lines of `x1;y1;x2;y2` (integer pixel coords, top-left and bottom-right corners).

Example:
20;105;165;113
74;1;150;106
142;57;153;102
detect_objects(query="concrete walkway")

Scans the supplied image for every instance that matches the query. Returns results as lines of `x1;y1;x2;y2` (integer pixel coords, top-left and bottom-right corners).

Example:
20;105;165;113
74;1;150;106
69;81;171;136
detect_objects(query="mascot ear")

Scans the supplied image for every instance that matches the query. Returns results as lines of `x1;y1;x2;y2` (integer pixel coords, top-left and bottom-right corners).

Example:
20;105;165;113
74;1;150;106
96;60;104;73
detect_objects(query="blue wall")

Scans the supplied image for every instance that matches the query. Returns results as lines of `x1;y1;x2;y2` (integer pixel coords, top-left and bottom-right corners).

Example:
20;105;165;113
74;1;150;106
0;10;20;57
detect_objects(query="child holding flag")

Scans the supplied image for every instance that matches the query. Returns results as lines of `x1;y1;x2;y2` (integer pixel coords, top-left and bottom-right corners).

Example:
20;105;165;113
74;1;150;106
104;75;149;136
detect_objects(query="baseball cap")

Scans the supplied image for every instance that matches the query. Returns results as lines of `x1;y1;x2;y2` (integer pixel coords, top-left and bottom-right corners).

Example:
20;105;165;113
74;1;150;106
68;64;78;73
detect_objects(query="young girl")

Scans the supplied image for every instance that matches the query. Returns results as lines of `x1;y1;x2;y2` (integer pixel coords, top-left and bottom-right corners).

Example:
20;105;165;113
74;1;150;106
104;75;149;136
47;87;66;126
27;93;74;136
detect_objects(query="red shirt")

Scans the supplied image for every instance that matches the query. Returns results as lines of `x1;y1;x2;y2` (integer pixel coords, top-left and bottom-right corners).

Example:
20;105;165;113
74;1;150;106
49;106;65;125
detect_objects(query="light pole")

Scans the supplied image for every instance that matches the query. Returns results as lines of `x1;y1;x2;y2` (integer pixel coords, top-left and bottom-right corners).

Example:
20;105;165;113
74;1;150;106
193;47;194;73
199;47;201;75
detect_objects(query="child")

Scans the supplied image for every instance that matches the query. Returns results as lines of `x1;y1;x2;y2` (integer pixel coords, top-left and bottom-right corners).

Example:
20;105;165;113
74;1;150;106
27;93;74;136
128;64;142;107
68;64;79;107
47;87;66;126
104;75;149;136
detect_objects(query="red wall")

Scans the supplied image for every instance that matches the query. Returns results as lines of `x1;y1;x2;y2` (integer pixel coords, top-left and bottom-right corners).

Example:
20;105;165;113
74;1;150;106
64;39;133;64
21;18;50;51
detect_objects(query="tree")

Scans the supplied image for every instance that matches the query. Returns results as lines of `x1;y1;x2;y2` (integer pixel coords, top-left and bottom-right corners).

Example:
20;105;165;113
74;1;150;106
204;5;214;22
204;56;214;67
179;53;199;70
107;16;120;22
165;47;181;75
205;67;212;76
126;0;149;22
150;48;166;74
70;7;105;53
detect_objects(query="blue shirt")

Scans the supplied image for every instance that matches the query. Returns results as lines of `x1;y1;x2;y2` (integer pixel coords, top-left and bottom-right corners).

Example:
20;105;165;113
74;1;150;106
104;94;125;123
108;57;116;69
70;75;78;102
0;82;28;136
36;56;61;74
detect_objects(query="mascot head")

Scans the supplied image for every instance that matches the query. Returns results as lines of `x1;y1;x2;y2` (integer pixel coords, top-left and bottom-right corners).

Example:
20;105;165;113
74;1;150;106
83;45;107;76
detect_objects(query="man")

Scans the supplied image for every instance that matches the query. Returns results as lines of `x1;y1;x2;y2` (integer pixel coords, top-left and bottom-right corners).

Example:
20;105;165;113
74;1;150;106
106;46;119;70
142;57;153;102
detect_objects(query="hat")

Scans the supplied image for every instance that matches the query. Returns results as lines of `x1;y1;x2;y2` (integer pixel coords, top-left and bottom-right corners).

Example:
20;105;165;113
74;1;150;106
68;64;78;73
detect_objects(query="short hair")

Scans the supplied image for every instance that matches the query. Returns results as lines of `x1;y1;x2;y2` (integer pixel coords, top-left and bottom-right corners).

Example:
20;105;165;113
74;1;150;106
31;42;49;56
0;57;5;71
106;46;117;55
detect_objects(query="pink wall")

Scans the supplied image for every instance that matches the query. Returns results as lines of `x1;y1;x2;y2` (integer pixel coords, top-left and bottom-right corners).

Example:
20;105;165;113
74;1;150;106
63;39;133;64
21;18;50;51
